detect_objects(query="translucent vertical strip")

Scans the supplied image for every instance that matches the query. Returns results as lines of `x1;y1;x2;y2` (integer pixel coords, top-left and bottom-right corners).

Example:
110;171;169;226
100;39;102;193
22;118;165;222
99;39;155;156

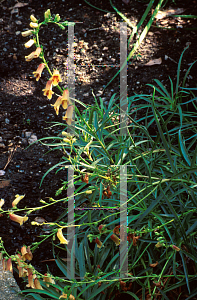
120;22;128;136
67;165;75;279
67;24;75;134
120;164;128;278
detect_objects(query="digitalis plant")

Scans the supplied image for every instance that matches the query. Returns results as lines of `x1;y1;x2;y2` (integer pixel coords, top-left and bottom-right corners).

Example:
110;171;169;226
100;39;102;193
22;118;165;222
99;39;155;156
21;10;74;125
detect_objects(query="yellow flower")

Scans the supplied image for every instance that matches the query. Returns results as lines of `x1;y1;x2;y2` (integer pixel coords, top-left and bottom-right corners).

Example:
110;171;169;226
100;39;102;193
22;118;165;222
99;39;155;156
9;214;28;226
50;70;62;86
57;228;69;244
26;272;36;289
21;246;33;261
30;22;39;28
30;15;38;23
62;105;74;125
55;14;61;22
16;254;28;277
110;234;120;246
34;278;43;290
21;30;33;37
44;9;51;20
42;80;54;100
24;39;35;48
0;198;4;209
51;96;63;115
59;292;75;299
51;89;70;115
43;273;55;287
3;258;13;273
25;47;41;62
33;63;45;81
12;194;25;208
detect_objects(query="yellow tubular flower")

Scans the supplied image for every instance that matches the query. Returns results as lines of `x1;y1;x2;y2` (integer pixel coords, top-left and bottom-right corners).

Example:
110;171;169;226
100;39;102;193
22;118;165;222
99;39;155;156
21;246;33;261
24;39;35;48
26;272;35;289
6;258;13;273
12;194;25;208
30;15;38;23
30;22;39;28
95;237;103;248
25;47;41;62
62;105;74;125
57;228;69;244
50;70;62;86
42;80;54;100
34;278;43;290
33;63;45;81
43;273;55;287
0;199;4;209
110;234;120;246
51;96;63;115
9;214;28;226
59;293;75;299
21;30;33;37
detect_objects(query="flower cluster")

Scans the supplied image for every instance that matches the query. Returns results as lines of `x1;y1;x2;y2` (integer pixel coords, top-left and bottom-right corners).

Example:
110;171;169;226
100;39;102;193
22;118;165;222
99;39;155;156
21;11;74;126
0;248;75;298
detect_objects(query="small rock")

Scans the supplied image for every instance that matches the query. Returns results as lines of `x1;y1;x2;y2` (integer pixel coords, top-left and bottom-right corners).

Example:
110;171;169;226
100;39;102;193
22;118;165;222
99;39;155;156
25;131;32;138
15;31;21;35
3;48;7;52
15;20;22;25
0;170;5;176
28;134;38;144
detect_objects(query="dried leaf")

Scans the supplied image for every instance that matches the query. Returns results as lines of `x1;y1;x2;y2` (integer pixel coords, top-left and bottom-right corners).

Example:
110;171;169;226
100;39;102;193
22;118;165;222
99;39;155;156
149;261;159;267
0;180;10;188
144;58;162;66
10;2;28;9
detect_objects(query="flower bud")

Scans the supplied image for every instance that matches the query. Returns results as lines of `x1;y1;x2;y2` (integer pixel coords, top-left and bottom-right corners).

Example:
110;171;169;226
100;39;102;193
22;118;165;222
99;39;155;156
54;14;61;22
24;39;35;48
30;22;39;28
44;9;51;20
63;138;71;143
21;30;33;37
30;15;38;23
85;190;92;194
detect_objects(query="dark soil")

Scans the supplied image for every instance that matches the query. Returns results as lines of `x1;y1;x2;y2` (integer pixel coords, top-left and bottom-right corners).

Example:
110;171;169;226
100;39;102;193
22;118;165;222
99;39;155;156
0;0;197;298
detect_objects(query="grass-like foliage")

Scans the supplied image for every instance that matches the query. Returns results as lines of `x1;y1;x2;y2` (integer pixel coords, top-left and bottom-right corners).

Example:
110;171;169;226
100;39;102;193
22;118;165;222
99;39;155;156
16;50;197;299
